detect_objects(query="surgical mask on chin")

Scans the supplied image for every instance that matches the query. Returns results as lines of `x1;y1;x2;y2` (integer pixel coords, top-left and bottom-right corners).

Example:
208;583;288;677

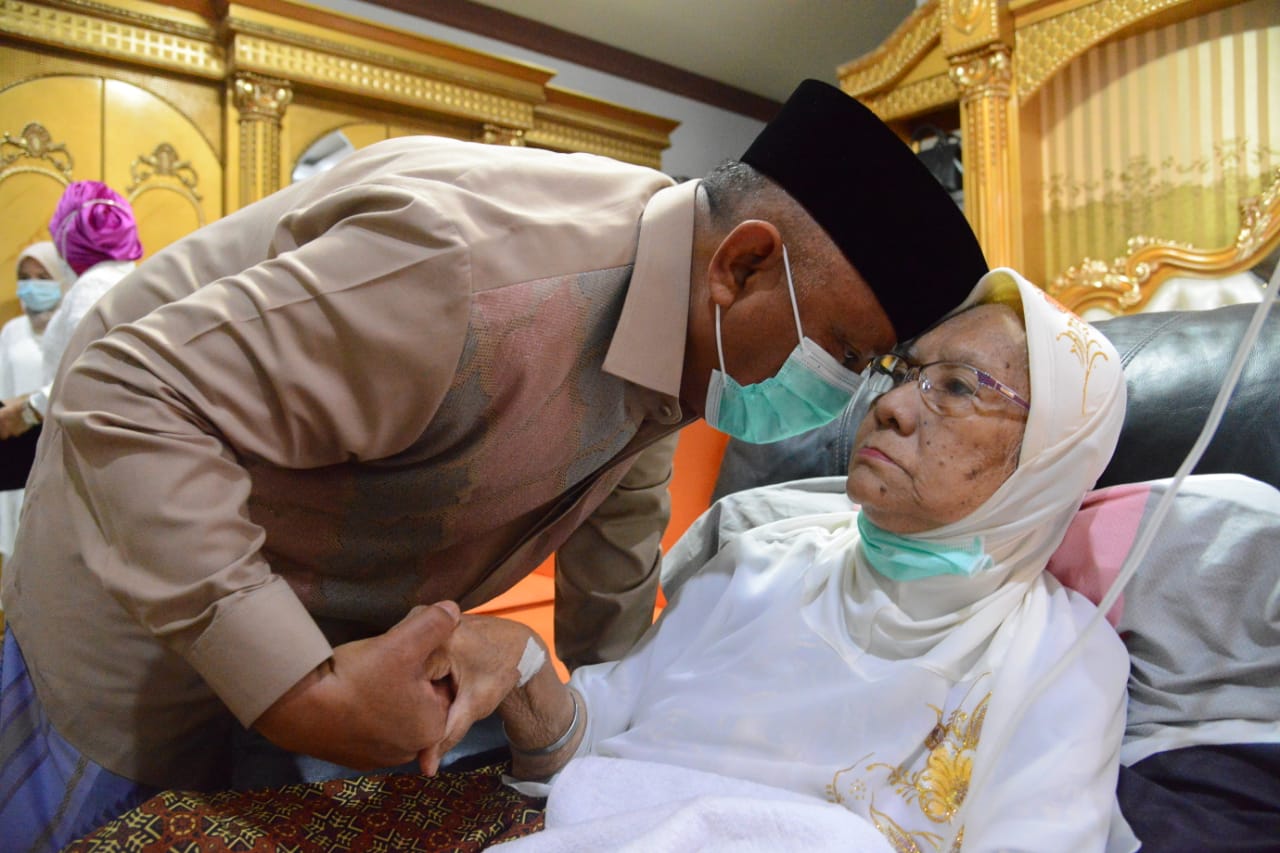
16;279;62;313
704;245;864;444
857;512;991;581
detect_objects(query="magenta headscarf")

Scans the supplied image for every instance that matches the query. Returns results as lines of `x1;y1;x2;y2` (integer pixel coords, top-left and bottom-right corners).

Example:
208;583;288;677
49;181;143;276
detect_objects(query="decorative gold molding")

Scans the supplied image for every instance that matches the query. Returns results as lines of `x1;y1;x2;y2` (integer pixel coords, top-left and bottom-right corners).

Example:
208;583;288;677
17;0;213;40
0;0;225;80
525;88;675;169
955;44;1022;269
838;2;942;97
526;119;664;170
860;75;959;122
2;0;677;219
943;0;1012;56
1014;0;1192;101
232;71;292;123
232;72;290;205
230;35;537;129
950;45;1014;102
0;121;74;180
480;124;525;147
1048;168;1280;315
127;143;207;226
223;2;551;98
127;141;201;200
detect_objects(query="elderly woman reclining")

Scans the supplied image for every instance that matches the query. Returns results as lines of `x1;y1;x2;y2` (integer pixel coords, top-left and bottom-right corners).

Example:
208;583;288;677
426;268;1129;851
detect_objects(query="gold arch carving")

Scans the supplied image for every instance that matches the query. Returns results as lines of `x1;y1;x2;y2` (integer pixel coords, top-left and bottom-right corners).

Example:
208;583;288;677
0;122;74;184
126;142;205;226
1048;169;1280;316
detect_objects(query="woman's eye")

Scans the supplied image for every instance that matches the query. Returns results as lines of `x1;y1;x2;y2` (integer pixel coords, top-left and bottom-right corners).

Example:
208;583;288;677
942;377;978;396
842;347;863;370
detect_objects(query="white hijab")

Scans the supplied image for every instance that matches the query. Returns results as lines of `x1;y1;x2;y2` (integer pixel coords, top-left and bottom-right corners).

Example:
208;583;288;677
800;267;1126;669
16;241;76;293
791;267;1129;846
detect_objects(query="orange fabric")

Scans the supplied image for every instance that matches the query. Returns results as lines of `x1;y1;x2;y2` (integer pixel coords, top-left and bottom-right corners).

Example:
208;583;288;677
475;422;729;677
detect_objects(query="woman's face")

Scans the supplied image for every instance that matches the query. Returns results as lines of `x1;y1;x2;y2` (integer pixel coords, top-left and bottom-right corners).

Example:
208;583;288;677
847;303;1030;534
18;257;53;281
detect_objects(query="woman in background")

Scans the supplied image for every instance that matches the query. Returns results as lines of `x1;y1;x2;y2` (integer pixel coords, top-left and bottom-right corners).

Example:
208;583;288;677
0;242;74;526
0;182;142;463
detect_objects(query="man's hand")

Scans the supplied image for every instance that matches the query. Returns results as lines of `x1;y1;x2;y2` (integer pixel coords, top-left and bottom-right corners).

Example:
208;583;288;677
0;397;32;439
418;614;537;774
253;600;461;773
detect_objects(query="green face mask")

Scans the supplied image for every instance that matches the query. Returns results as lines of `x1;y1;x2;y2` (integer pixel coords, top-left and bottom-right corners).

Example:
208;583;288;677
857;512;991;582
703;246;865;445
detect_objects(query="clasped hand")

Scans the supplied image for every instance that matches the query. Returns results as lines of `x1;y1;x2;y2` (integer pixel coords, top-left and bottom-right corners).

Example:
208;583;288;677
254;601;535;777
0;396;32;439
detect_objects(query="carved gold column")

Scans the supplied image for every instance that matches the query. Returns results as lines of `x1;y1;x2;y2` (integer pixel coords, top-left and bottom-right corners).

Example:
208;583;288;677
942;0;1021;271
950;45;1020;270
229;72;292;209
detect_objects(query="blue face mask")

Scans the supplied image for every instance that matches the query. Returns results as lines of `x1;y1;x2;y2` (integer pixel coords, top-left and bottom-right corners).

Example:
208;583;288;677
16;279;62;313
857;512;991;581
704;246;865;444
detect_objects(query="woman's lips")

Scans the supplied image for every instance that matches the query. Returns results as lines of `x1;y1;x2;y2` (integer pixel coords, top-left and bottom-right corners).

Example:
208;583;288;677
856;446;895;466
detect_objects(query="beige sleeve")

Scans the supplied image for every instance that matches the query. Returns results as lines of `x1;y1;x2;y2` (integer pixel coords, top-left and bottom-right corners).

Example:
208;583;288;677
53;182;473;726
553;431;678;670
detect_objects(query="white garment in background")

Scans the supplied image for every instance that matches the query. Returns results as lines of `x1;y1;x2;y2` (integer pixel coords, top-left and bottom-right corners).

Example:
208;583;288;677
29;259;135;417
1143;271;1265;312
0;315;45;559
1081;270;1265;322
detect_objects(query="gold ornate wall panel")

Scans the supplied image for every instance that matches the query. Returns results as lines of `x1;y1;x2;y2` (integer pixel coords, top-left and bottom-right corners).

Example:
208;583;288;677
0;0;224;80
1035;0;1279;278
527;88;680;172
1;0;676;313
1011;0;1243;102
839;2;948;117
1048;167;1279;315
837;0;1273;289
0;65;220;323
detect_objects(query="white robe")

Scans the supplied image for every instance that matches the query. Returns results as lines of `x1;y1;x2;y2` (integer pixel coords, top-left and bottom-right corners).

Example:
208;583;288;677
564;504;1127;852
0;315;45;560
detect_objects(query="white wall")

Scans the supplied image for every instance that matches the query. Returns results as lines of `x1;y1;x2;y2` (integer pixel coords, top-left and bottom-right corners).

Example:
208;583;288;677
306;0;764;177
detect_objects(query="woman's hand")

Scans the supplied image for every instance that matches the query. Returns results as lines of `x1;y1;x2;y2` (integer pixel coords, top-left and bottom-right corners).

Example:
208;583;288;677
417;614;537;773
419;614;584;781
253;601;461;772
0;396;33;439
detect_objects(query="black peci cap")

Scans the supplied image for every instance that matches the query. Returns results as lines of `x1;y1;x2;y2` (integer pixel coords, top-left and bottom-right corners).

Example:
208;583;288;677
741;79;988;340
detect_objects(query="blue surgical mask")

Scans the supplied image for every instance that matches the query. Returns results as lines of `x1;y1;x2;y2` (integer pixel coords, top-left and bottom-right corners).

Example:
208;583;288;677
857;512;991;581
16;279;62;313
704;246;864;444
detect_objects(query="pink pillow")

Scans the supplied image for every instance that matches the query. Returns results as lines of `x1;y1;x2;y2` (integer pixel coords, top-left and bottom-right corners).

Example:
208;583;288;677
1045;483;1152;627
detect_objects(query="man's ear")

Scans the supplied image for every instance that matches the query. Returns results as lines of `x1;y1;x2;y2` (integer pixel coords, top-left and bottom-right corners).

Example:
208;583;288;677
706;220;785;309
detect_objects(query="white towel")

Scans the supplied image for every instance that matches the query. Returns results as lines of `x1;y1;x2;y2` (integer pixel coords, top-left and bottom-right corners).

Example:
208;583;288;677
499;756;894;852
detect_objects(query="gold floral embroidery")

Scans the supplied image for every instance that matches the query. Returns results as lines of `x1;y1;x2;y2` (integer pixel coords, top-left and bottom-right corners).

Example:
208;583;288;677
1055;315;1110;416
869;804;943;853
869;694;989;825
826;680;992;852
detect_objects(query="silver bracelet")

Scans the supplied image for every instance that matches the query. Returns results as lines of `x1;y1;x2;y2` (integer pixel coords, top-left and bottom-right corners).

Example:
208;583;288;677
505;690;581;758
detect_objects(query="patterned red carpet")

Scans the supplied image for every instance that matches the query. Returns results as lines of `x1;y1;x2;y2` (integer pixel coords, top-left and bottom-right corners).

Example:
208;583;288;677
67;760;546;851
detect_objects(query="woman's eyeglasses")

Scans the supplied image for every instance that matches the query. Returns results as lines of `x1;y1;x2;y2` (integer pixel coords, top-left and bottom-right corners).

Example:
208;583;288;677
866;353;1030;418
